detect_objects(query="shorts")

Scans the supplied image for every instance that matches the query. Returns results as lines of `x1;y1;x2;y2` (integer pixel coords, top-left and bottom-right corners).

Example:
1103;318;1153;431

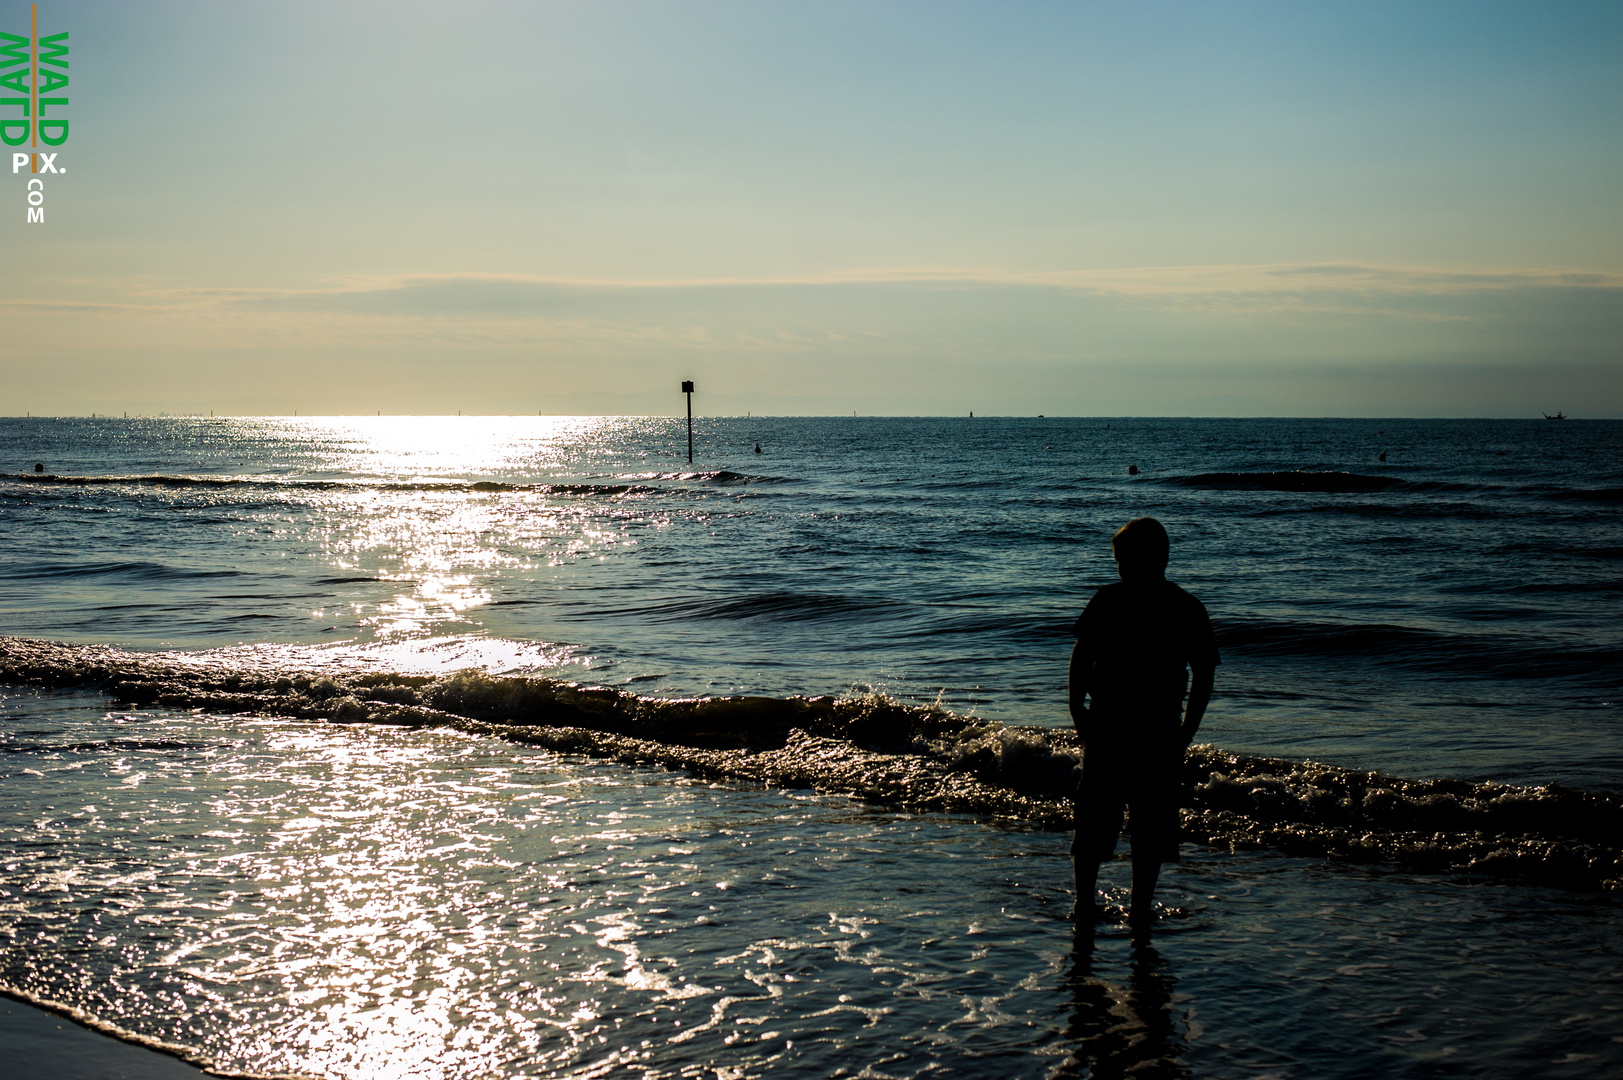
1071;745;1184;864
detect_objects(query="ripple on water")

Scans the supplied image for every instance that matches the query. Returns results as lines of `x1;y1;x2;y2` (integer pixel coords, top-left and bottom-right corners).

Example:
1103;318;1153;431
0;690;1620;1078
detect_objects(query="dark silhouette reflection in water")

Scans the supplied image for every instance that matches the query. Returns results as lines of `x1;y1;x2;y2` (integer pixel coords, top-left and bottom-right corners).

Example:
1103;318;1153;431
1055;927;1191;1079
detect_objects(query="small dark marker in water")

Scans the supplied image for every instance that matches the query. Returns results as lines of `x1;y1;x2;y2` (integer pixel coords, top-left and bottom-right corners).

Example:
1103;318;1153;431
1128;464;1139;475
34;463;43;473
1379;451;1387;462
754;444;762;454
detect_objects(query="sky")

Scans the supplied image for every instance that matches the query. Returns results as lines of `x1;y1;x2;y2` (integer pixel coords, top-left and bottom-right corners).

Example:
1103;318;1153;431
1;0;1619;417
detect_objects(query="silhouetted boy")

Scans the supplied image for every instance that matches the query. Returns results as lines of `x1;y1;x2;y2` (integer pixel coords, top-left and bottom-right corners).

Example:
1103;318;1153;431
1069;517;1217;929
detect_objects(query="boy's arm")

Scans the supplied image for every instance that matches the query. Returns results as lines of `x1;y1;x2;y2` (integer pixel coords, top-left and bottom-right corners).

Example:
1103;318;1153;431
1068;642;1092;732
1180;664;1215;747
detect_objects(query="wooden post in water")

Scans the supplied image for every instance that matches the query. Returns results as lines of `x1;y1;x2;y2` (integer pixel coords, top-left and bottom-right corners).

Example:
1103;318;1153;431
682;380;695;463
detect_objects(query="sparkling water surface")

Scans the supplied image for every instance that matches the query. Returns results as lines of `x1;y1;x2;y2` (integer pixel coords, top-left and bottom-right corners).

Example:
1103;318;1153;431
1;416;1621;1075
2;691;1619;1079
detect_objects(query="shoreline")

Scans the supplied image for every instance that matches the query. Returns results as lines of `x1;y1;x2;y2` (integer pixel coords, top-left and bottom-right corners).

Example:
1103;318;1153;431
0;992;212;1079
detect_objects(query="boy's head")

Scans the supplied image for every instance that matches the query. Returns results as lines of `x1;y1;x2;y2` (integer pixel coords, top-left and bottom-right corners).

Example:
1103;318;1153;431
1112;517;1170;581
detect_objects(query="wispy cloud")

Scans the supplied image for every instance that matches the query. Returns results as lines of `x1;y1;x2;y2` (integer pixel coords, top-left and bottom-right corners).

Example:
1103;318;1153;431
5;262;1617;368
93;261;1623;316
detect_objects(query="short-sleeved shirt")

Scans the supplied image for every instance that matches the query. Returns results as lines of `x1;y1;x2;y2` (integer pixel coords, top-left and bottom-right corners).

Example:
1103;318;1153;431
1071;578;1219;725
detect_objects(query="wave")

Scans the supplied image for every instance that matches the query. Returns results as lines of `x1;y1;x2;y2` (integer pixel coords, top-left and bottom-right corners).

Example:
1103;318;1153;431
687;469;795;485
1529;485;1623;504
1161;471;1623;505
0;473;654;497
2;636;1617;893
2;469;802;496
1216;617;1620;679
3;737;207;755
1163;471;1403;493
25;560;247;582
1246;501;1503;521
615;591;909;625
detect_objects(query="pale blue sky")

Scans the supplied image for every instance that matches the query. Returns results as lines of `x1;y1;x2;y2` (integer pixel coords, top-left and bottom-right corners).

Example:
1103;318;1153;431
3;1;1619;415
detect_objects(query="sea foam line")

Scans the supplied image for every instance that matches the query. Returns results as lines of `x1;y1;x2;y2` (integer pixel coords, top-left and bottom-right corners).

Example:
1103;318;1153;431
2;636;1618;892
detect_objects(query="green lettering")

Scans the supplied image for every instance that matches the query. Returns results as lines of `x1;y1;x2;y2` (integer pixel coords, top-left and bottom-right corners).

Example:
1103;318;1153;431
37;69;67;94
0;70;28;95
39;117;66;145
0;119;27;145
39;31;68;69
0;32;28;69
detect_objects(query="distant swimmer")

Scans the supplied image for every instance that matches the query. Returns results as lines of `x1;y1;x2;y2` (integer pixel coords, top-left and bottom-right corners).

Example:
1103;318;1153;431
1067;517;1218;933
754;443;762;454
34;463;43;472
1127;465;1139;475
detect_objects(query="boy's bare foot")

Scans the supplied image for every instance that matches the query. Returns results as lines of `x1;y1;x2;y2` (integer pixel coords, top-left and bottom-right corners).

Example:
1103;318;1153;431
1070;897;1116;922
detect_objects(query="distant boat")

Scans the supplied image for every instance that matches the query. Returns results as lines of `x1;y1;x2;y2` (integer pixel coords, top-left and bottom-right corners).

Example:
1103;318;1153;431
1543;411;1566;419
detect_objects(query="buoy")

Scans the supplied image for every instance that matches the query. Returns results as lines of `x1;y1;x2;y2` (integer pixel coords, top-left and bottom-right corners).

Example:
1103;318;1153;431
1378;451;1387;462
754;443;762;454
34;463;43;473
1128;464;1139;475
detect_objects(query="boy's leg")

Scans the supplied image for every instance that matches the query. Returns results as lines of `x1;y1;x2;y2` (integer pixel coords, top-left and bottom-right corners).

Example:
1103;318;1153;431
1071;751;1124;919
1126;756;1180;930
1072;857;1101;919
1128;854;1161;927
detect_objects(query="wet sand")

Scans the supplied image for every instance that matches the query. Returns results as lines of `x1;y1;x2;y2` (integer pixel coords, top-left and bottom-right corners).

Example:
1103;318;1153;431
0;997;209;1079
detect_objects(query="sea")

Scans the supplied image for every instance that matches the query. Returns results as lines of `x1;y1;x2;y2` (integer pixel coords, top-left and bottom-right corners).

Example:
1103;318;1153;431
0;415;1619;1078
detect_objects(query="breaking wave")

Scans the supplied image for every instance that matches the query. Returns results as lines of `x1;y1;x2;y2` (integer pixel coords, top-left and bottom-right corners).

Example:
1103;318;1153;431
2;473;655;497
3;468;801;497
1160;471;1623;504
3;636;1618;893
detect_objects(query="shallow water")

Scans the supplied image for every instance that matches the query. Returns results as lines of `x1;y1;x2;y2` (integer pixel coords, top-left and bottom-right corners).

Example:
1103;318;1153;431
2;691;1620;1079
